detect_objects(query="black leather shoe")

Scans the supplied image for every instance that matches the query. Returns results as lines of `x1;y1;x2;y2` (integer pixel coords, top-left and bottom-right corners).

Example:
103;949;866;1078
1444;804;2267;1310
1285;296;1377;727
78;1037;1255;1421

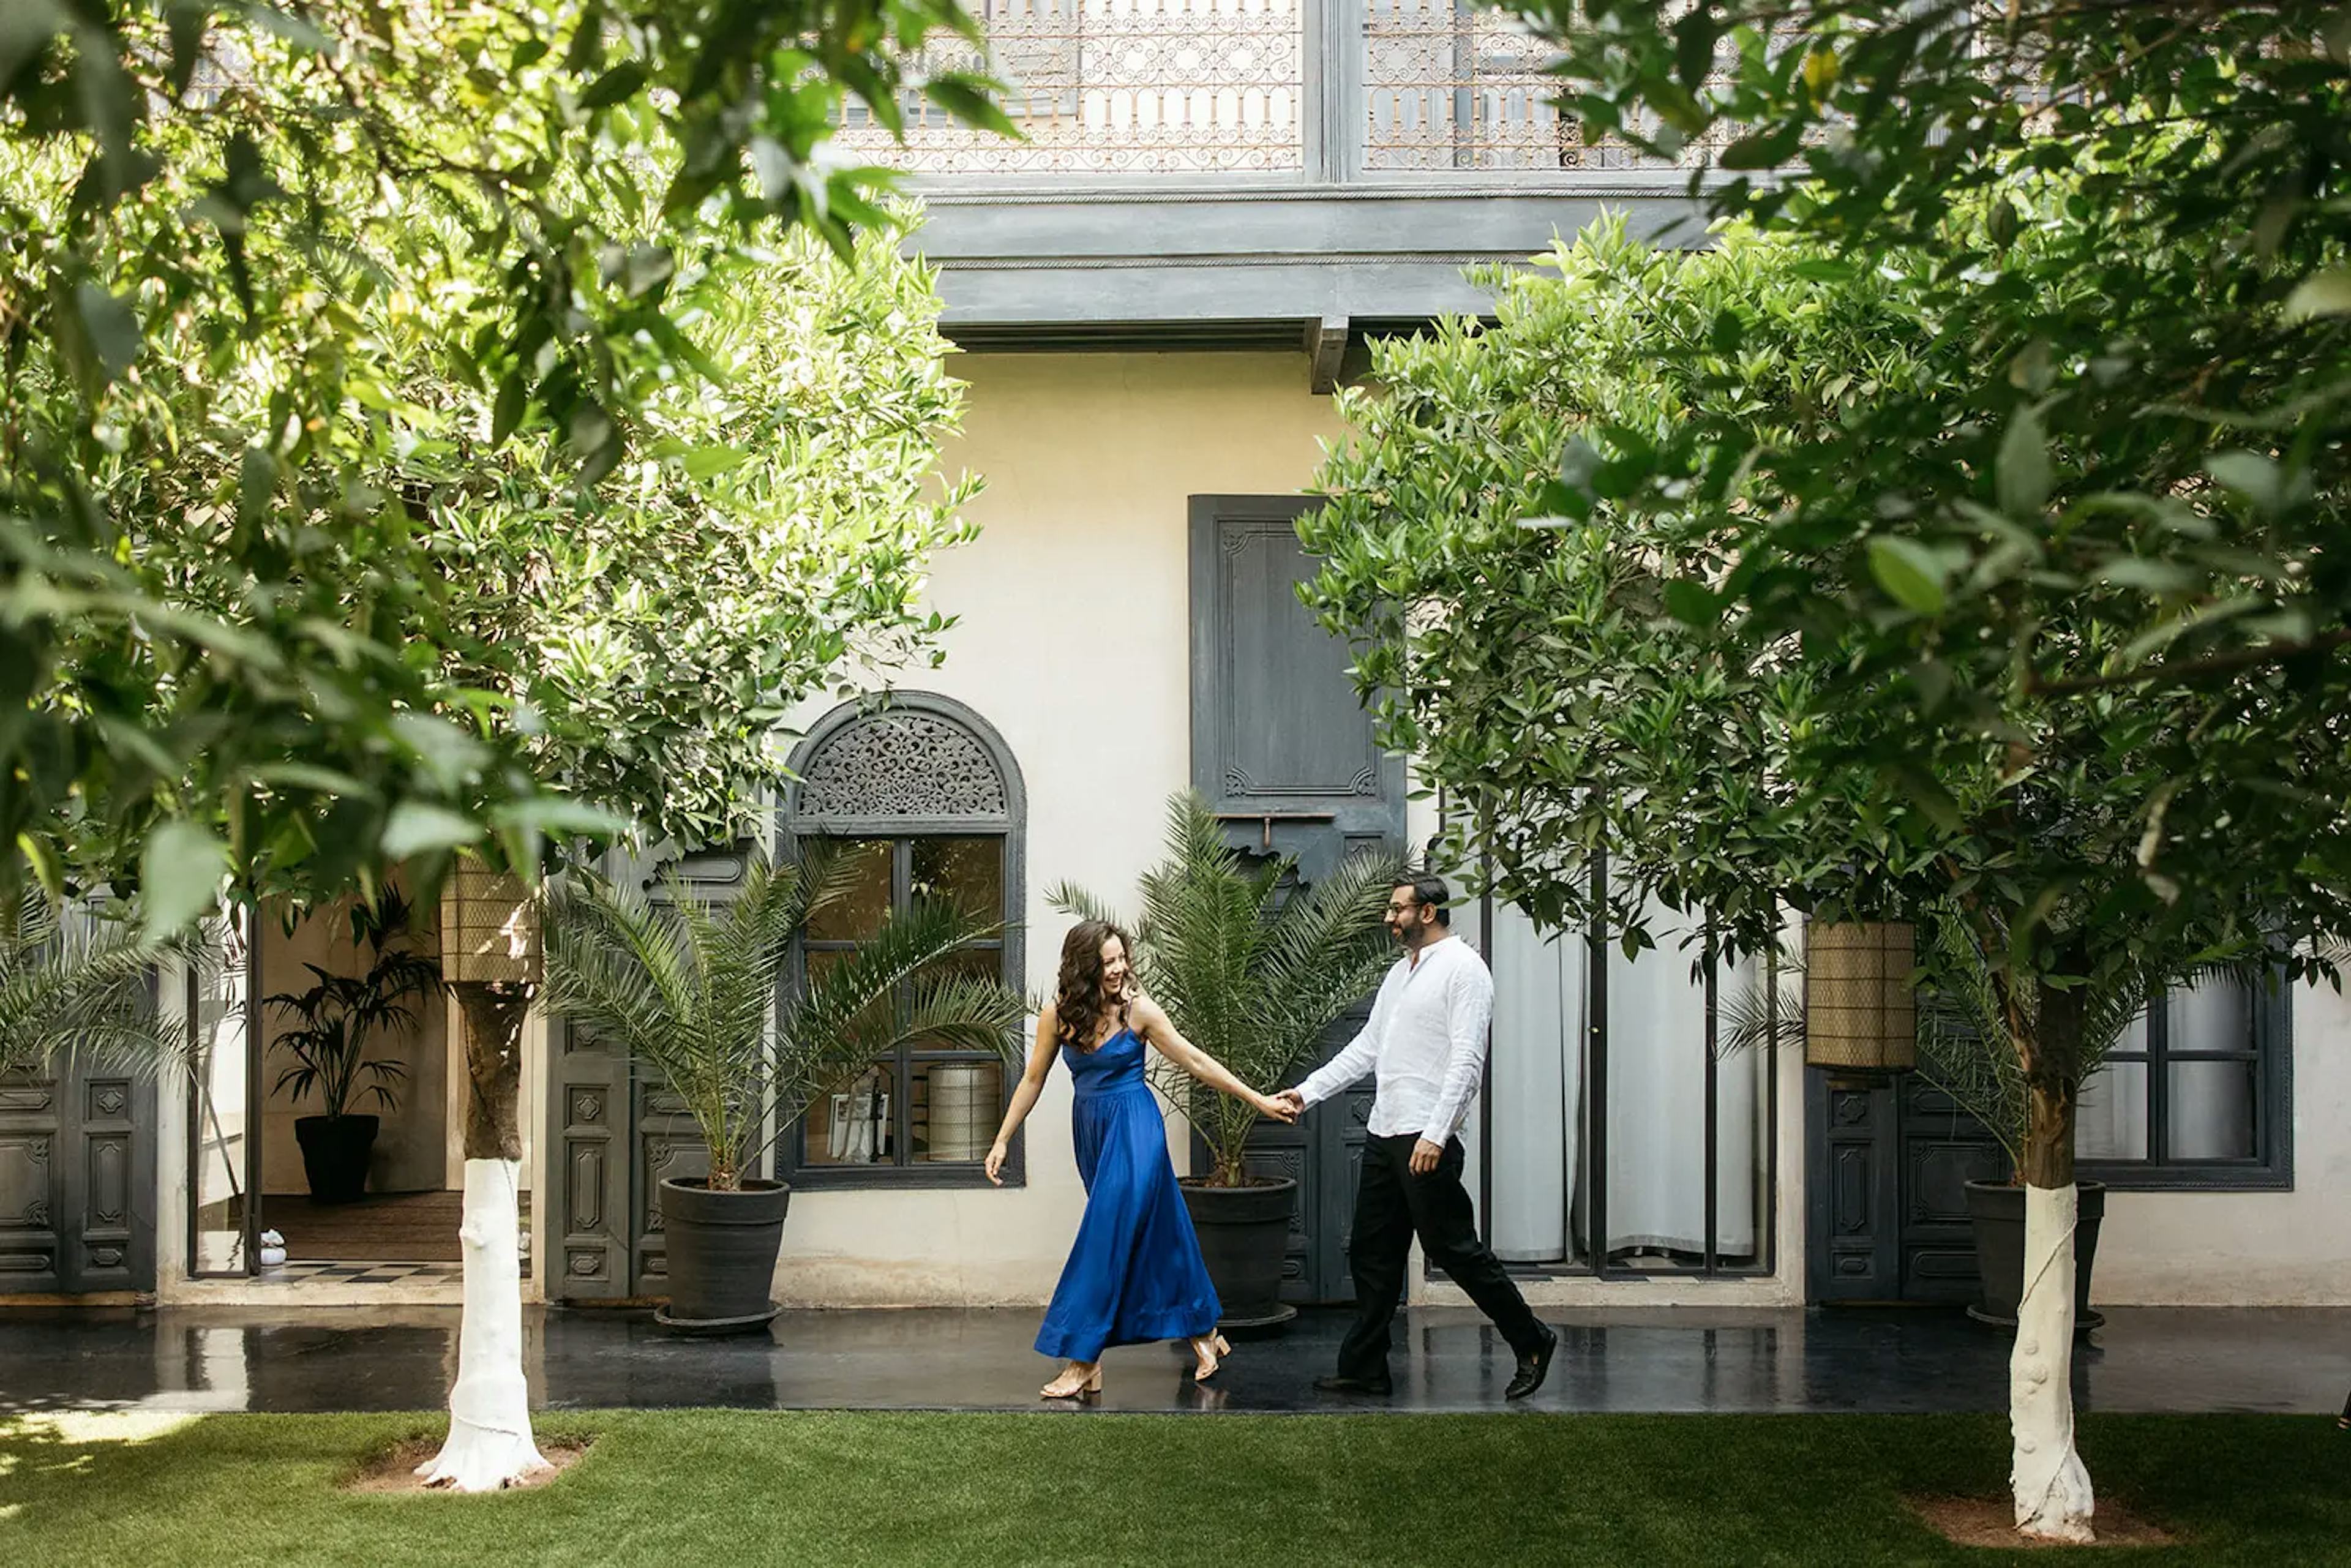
1504;1326;1558;1400
1313;1373;1394;1397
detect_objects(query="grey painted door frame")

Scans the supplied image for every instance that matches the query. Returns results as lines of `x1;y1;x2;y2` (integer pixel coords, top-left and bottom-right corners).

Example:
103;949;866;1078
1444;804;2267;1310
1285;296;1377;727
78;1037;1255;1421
1189;493;1403;1305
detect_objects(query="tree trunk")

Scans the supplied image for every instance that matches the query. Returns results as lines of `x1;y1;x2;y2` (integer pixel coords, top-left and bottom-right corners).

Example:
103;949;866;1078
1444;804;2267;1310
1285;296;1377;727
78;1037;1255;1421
2009;975;2094;1543
414;980;549;1493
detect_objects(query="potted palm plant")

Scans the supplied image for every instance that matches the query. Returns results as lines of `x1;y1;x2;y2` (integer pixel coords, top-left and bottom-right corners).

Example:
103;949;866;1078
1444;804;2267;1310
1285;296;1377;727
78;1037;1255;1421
541;847;1026;1333
265;891;440;1204
1052;792;1398;1332
0;890;192;1079
1727;908;2289;1332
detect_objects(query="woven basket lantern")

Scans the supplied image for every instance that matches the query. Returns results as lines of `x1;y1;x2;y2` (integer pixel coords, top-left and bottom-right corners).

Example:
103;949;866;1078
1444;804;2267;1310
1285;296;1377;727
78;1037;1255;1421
1803;921;1916;1071
439;862;541;986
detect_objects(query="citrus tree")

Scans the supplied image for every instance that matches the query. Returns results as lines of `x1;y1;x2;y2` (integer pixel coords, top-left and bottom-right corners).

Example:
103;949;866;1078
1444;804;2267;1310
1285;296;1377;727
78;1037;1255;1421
1302;211;2351;1543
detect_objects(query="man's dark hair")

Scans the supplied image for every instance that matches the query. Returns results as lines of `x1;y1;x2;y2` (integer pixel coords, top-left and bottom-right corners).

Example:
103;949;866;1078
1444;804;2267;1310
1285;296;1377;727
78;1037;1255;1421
1398;874;1452;926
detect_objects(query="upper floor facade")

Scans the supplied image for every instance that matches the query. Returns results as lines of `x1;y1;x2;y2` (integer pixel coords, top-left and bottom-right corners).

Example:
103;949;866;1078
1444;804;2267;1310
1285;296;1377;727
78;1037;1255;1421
836;0;1725;362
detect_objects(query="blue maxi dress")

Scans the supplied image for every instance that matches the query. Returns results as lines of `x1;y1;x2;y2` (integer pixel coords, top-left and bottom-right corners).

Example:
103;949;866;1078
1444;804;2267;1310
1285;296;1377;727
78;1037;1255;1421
1034;1027;1223;1360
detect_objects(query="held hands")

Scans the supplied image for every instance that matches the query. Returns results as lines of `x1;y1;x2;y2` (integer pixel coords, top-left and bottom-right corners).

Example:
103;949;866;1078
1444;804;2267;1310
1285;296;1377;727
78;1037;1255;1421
1252;1089;1301;1124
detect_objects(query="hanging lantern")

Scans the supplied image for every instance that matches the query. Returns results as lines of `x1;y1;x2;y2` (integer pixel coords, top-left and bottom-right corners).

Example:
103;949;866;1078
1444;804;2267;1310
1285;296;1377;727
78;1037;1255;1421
440;862;541;986
1804;921;1916;1071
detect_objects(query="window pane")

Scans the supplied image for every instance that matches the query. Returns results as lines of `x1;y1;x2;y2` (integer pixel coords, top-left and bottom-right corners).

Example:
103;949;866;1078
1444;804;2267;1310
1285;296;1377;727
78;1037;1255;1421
2077;1059;2148;1160
805;1062;896;1166
917;944;1005;990
806;839;893;941
803;948;893;1039
2168;977;2252;1052
2170;1059;2257;1159
913;1059;1002;1163
910;836;1005;921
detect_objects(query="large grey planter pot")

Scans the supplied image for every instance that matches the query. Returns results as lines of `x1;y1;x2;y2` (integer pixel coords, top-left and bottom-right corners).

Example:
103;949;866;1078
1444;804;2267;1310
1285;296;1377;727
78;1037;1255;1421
654;1177;790;1335
1180;1176;1298;1335
1964;1179;2107;1334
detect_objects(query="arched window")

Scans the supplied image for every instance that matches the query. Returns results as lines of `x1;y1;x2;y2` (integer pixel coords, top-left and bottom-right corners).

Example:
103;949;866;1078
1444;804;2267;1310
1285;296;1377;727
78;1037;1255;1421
782;693;1027;1189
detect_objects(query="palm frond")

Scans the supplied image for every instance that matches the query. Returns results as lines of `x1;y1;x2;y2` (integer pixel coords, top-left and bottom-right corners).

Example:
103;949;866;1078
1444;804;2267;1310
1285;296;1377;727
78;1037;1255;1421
0;891;193;1082
544;850;1027;1188
1093;790;1397;1180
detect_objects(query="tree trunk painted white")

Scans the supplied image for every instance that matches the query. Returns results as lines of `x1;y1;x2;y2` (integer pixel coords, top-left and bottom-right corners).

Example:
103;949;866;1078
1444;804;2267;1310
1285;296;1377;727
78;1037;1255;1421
2009;1180;2094;1543
418;979;544;1492
414;1157;550;1492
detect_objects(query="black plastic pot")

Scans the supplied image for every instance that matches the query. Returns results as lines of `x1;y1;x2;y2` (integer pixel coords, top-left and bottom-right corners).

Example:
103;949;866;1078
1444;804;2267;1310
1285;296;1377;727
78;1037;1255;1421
293;1114;378;1204
1964;1179;2107;1334
654;1177;792;1334
1180;1176;1298;1334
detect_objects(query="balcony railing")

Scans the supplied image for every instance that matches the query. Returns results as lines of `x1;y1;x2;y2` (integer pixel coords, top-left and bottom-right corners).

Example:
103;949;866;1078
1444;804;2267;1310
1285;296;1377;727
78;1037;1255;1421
834;0;1306;176
833;0;1730;181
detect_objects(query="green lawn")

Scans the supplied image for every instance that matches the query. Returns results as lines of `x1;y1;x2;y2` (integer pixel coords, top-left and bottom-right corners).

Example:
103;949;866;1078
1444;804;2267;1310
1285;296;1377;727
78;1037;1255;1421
1;1410;2343;1566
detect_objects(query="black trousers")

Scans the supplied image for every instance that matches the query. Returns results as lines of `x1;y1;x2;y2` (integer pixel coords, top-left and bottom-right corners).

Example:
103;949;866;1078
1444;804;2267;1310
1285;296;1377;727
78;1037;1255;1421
1337;1133;1544;1380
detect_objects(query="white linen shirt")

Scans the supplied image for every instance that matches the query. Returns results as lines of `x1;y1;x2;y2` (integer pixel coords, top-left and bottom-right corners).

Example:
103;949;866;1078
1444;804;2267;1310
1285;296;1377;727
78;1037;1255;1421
1295;934;1494;1142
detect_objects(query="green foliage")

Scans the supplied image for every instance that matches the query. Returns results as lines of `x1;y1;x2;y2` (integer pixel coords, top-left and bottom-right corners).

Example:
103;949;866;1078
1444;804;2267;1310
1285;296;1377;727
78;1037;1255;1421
0;890;192;1079
1050;792;1398;1187
264;890;440;1119
1;1;997;918
541;850;1026;1190
1303;208;2350;1179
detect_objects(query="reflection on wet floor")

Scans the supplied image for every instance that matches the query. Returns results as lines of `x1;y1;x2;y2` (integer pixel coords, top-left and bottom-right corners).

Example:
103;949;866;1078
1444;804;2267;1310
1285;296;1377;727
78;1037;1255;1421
0;1304;2342;1417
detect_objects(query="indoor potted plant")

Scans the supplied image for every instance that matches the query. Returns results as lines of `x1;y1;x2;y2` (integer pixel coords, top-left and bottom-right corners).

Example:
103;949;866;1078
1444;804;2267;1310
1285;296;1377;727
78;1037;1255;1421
541;847;1026;1333
1051;791;1398;1332
264;891;440;1204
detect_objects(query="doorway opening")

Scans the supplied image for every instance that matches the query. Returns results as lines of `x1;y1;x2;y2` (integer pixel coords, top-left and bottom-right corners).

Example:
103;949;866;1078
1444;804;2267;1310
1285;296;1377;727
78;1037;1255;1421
187;883;533;1286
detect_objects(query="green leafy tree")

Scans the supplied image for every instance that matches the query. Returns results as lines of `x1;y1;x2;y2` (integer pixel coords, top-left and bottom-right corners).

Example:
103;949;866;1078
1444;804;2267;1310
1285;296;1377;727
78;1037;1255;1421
1448;10;2351;1536
1302;213;2349;1542
1050;792;1399;1187
1;0;1007;916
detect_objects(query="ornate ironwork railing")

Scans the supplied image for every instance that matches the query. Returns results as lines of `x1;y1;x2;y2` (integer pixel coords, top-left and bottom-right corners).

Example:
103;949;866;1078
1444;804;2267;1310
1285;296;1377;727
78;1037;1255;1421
1360;0;1731;174
830;0;1306;176
833;0;1749;181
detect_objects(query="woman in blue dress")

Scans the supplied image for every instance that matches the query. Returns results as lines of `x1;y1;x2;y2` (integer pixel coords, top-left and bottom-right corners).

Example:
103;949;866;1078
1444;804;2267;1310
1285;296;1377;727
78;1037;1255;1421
986;918;1296;1399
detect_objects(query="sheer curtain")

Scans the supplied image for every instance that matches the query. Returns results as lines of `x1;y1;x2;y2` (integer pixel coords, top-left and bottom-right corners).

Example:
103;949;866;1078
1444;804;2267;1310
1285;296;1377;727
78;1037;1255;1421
1464;892;1761;1264
2075;977;2255;1161
1603;903;1759;1258
1461;896;1585;1262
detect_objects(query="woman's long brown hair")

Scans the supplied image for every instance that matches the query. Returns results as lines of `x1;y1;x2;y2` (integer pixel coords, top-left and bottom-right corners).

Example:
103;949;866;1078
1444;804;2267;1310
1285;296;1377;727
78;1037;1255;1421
1054;919;1133;1052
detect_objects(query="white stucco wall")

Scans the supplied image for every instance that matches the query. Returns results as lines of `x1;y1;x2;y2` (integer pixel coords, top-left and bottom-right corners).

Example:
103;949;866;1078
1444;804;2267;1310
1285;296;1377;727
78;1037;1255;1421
2092;981;2351;1305
767;350;1352;1305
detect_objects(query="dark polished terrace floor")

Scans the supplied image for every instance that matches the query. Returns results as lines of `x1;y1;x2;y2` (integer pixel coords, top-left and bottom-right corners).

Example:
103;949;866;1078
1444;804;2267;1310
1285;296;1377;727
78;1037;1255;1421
1;1304;2342;1417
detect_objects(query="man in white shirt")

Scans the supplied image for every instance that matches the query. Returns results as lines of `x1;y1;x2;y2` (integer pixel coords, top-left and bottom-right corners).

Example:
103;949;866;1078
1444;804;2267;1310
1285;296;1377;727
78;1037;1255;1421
1276;875;1558;1400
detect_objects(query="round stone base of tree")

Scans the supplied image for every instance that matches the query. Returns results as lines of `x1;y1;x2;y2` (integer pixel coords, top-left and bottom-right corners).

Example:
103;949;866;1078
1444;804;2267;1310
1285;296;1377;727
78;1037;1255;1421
1908;1496;2177;1550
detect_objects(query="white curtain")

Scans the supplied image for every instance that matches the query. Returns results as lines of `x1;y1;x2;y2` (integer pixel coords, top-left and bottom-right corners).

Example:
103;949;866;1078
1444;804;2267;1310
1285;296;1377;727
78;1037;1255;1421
1603;902;1759;1258
2168;979;2255;1158
1464;893;1761;1264
2075;977;2255;1161
1461;896;1584;1262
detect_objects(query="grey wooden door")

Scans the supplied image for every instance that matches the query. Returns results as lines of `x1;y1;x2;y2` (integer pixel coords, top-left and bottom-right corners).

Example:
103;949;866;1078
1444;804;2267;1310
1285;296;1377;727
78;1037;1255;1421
546;846;742;1302
1806;1070;2006;1303
1190;495;1403;1305
0;1050;156;1295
